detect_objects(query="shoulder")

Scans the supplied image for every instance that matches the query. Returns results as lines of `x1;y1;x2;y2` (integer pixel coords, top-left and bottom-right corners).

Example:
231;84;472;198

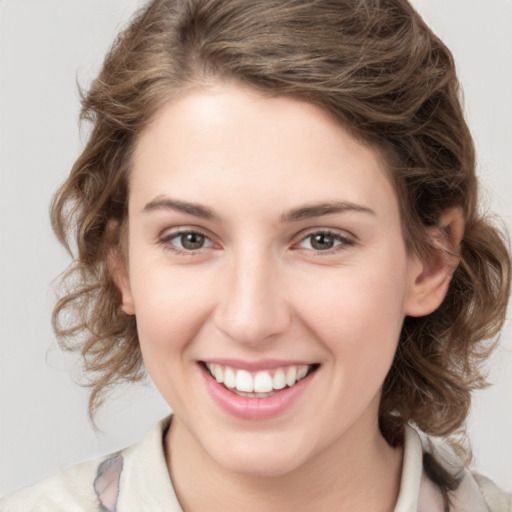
0;457;102;512
401;426;511;512
446;468;511;512
0;416;177;512
418;428;511;512
472;472;512;512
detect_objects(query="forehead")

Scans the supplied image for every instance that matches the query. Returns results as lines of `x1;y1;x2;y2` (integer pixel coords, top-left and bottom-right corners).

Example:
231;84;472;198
130;84;399;224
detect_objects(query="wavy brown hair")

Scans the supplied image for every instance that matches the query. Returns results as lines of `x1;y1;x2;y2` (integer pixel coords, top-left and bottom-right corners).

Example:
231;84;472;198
52;0;510;475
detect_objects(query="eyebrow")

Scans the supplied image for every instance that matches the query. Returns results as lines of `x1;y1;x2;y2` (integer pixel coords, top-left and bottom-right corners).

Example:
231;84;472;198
142;197;375;222
280;201;375;222
143;197;218;220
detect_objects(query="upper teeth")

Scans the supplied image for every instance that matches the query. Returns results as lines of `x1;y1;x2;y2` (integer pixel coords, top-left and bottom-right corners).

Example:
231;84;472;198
205;363;311;394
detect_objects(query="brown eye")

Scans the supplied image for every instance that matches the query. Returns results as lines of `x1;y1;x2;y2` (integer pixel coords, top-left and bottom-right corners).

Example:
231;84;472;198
179;232;206;250
161;230;212;253
296;231;354;252
309;233;336;250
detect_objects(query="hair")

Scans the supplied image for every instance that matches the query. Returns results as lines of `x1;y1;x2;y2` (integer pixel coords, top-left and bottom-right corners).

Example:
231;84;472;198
51;0;510;503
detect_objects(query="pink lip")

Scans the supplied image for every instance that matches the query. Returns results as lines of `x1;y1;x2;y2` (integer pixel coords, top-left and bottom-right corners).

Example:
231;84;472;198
202;358;312;371
199;363;316;420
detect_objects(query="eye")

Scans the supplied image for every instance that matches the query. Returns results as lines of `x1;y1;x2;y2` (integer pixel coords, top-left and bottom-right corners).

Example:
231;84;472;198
297;231;354;252
161;230;212;253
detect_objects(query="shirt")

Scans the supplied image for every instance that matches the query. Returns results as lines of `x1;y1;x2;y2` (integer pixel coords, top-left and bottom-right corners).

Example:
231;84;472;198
1;415;509;511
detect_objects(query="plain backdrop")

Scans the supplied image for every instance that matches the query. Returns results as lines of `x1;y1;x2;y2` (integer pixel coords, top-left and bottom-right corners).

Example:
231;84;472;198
1;0;511;497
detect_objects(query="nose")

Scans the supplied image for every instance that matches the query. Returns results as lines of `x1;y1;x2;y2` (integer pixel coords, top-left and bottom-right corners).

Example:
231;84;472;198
213;249;291;347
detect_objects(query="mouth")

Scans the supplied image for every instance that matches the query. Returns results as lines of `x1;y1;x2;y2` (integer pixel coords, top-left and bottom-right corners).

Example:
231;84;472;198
201;361;320;399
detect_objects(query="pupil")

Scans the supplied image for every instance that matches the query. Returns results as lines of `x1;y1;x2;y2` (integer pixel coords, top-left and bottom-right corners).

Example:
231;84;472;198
181;233;204;250
311;233;334;250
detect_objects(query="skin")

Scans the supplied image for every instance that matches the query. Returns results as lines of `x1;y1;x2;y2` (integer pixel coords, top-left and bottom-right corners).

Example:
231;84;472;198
115;84;458;511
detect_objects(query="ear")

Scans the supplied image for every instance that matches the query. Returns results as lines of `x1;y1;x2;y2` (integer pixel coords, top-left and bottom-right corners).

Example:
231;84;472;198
109;247;135;315
405;208;464;317
106;221;135;316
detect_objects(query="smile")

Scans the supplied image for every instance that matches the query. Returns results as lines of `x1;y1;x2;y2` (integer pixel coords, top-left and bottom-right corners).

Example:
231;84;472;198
199;360;320;421
204;362;313;397
200;360;319;419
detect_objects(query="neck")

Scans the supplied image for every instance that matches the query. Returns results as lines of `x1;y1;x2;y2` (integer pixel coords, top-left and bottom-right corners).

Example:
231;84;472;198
166;410;403;512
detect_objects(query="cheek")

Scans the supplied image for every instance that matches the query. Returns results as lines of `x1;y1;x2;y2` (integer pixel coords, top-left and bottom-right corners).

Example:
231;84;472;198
129;264;216;365
295;256;409;376
130;267;218;411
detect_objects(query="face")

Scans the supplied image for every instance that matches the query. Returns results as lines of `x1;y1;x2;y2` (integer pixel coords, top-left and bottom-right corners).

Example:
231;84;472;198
119;84;426;477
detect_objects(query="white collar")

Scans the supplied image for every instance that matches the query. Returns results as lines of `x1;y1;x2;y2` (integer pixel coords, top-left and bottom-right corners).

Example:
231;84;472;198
394;425;489;512
115;417;488;512
393;425;425;512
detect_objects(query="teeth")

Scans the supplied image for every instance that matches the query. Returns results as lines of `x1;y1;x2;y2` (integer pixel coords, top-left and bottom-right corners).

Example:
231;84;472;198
205;363;313;395
297;365;308;380
285;366;297;387
254;371;273;393
214;364;224;383
224;367;236;388
236;370;254;392
272;369;286;390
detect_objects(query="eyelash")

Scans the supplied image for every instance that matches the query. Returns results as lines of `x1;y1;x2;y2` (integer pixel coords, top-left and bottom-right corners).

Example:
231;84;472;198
159;230;213;256
294;230;355;255
158;229;356;256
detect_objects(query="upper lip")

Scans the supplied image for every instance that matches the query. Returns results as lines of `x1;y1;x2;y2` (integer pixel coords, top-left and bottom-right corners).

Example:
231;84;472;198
200;358;317;371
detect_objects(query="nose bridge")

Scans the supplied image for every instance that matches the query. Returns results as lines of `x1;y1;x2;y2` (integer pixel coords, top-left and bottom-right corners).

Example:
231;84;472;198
214;244;289;345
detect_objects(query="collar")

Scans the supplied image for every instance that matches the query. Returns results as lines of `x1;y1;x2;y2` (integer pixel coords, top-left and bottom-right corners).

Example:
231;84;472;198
394;425;489;512
394;425;425;511
113;416;488;512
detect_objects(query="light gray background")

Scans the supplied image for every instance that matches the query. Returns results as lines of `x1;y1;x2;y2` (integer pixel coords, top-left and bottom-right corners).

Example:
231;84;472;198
1;0;511;497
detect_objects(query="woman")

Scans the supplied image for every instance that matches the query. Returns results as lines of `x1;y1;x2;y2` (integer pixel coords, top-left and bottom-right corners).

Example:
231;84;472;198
1;0;510;510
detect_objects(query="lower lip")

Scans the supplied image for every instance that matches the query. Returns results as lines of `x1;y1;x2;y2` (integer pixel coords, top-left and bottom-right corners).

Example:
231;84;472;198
200;365;315;420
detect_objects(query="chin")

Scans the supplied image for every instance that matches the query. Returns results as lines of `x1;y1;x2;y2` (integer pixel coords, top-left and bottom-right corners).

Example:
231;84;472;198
207;436;312;478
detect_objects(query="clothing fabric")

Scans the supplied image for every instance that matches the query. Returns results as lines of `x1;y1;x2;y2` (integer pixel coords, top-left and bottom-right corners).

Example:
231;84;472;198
1;416;509;512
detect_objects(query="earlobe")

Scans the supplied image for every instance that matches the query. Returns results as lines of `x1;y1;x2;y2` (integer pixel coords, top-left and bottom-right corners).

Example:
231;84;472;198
109;248;135;315
405;208;464;318
107;239;135;316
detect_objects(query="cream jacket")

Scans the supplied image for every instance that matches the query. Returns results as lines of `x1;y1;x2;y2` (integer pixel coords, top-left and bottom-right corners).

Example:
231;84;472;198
1;416;510;512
